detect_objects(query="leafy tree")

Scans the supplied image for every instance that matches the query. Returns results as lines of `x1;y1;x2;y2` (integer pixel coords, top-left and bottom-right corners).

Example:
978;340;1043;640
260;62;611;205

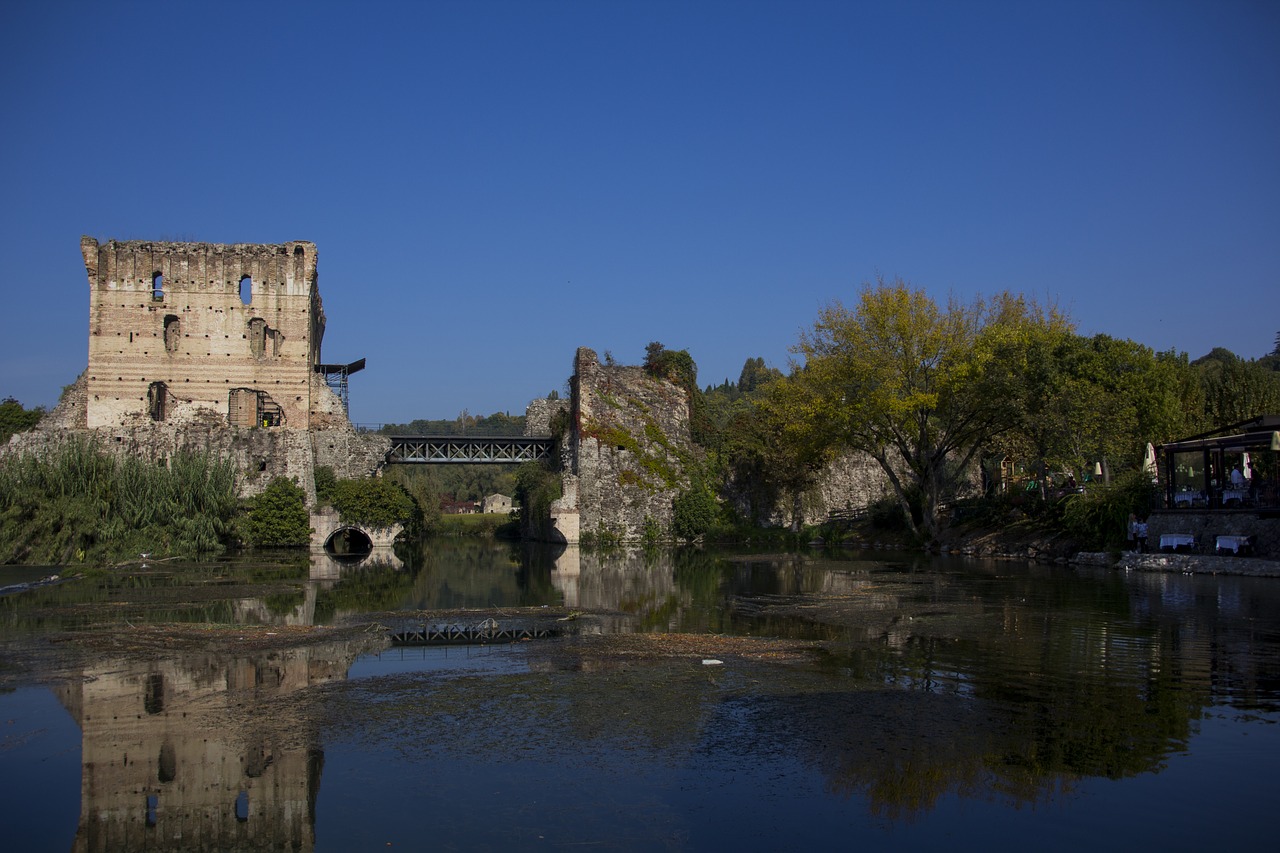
794;279;1057;541
737;357;781;394
381;465;442;535
330;477;416;529
1191;349;1280;429
380;411;527;437
994;332;1190;488
672;480;718;541
513;461;562;540
242;477;310;546
0;397;44;444
730;371;836;530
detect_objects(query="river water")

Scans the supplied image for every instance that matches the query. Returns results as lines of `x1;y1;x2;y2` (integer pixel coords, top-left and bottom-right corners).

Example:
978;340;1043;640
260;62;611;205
1;540;1277;851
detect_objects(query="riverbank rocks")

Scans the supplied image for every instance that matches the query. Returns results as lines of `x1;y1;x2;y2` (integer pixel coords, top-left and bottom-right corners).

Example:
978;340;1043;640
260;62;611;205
1073;551;1280;578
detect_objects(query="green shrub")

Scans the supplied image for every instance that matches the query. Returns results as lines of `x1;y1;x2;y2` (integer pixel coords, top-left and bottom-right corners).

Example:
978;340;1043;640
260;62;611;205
242;477;310;547
641;516;662;548
673;480;718;541
1062;469;1158;548
330;477;417;529
314;465;337;504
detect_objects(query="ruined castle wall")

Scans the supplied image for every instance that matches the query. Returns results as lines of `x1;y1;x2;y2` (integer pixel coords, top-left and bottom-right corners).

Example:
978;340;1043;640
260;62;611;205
82;237;323;431
758;451;896;529
571;347;697;541
524;397;570;436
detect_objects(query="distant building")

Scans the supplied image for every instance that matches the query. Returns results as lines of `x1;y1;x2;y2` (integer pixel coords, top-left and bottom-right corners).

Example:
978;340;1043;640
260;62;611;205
482;493;513;514
440;498;480;515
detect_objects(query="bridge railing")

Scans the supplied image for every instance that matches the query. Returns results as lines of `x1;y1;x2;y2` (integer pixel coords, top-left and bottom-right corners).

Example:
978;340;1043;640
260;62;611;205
386;435;554;464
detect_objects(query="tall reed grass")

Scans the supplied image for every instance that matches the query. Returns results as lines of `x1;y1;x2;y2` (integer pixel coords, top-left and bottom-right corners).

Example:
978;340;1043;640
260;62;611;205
0;438;239;564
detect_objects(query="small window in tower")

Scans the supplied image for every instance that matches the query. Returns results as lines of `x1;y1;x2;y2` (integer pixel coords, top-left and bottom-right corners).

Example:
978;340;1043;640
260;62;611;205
152;272;164;301
239;275;252;305
164;316;180;353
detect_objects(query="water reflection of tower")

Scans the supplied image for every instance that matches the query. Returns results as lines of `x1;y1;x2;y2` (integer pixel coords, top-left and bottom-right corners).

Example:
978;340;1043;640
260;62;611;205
550;547;681;632
55;640;364;853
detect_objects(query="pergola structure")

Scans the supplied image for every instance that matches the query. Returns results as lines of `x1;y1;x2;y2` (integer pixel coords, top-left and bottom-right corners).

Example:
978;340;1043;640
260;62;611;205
1158;415;1280;512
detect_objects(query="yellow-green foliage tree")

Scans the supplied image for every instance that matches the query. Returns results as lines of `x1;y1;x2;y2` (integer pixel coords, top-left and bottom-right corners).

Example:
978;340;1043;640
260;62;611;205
733;371;838;531
794;278;1059;541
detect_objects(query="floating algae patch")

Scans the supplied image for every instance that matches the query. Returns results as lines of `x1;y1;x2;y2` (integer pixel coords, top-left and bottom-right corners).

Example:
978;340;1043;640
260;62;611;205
315;633;852;763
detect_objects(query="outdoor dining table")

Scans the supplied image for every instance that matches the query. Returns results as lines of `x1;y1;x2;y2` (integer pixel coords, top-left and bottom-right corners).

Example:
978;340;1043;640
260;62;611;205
1216;535;1251;554
1160;533;1197;551
1173;491;1204;507
1222;488;1248;505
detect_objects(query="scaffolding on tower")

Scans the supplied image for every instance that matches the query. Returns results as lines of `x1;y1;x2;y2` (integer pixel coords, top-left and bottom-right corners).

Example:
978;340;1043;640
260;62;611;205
314;358;366;415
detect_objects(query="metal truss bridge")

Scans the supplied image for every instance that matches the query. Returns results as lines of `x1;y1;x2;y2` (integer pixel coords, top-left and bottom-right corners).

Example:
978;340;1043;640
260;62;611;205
386;435;553;464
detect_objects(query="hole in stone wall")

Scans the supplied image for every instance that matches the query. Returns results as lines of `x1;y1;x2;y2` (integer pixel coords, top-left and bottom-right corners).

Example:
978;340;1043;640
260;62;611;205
239;275;252;305
148;382;168;422
163;315;180;353
248;318;266;358
158;741;177;783
152;272;164;301
144;673;164;714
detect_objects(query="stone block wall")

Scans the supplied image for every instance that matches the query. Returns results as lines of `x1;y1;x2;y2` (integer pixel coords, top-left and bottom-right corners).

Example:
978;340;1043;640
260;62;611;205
564;347;697;543
81;237;324;431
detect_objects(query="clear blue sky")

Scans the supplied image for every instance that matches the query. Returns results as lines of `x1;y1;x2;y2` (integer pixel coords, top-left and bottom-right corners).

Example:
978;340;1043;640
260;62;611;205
2;0;1276;425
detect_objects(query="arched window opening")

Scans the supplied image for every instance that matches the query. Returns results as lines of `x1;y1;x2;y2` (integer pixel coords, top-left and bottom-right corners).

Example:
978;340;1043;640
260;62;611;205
234;790;249;823
294;245;304;256
151;272;164;301
239;275;252;305
146;794;158;828
163;315;180;353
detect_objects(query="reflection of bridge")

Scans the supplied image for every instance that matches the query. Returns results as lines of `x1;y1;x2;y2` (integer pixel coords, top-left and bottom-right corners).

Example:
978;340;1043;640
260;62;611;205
386;435;553;464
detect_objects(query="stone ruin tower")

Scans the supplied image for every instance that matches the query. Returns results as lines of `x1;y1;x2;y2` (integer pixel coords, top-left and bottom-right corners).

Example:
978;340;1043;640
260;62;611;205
0;237;390;499
81;236;327;430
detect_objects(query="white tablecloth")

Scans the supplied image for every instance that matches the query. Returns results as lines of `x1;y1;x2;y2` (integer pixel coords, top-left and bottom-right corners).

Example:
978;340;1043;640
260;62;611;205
1160;533;1196;550
1173;492;1203;507
1216;535;1250;554
1222;489;1247;504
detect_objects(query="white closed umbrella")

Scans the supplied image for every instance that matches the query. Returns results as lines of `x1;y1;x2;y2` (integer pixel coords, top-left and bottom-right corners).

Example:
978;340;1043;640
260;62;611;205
1142;443;1157;479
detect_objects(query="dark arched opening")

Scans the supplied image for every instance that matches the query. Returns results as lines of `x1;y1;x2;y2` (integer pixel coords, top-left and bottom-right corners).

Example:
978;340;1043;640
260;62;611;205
324;526;373;558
